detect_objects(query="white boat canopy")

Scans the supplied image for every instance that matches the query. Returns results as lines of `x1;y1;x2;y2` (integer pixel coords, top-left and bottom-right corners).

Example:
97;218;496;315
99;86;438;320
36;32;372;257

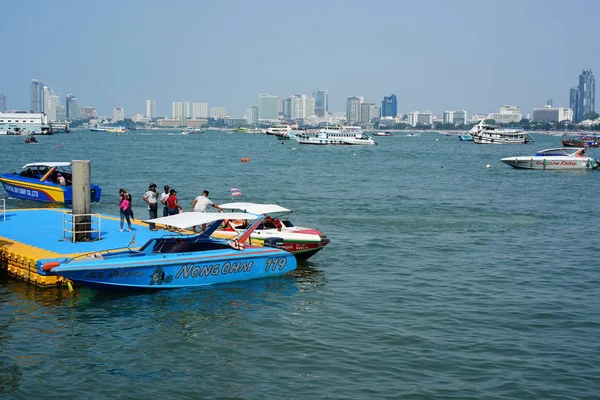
22;162;71;169
218;202;292;215
144;212;259;230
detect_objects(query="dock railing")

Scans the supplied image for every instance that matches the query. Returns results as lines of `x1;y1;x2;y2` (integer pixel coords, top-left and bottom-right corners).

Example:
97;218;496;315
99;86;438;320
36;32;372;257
0;198;5;222
63;212;102;242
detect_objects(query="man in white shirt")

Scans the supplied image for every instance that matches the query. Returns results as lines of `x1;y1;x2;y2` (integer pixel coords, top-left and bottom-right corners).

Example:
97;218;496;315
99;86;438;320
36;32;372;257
143;183;159;230
191;190;222;231
57;173;66;186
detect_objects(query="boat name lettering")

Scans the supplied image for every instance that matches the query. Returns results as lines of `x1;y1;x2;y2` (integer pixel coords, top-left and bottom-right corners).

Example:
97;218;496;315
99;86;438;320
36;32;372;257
265;257;287;272
175;261;254;279
6;186;40;197
108;270;144;278
535;161;578;166
85;271;104;279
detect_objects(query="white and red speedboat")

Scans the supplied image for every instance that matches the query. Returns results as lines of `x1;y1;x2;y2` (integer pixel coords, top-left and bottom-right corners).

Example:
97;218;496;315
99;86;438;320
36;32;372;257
216;202;330;260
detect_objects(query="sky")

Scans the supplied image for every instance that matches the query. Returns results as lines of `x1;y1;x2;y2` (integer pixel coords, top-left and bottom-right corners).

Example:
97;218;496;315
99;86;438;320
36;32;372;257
1;0;599;118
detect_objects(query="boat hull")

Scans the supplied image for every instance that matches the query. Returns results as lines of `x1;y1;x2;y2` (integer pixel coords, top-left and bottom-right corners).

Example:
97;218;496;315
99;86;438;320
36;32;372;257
215;228;330;260
41;247;296;290
501;156;600;170
0;175;102;203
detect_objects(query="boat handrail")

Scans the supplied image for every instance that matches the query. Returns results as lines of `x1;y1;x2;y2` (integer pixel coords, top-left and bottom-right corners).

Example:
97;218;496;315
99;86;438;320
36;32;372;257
62;212;102;243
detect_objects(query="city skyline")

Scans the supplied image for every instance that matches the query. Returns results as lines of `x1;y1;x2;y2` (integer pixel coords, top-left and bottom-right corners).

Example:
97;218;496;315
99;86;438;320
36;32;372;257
1;0;599;117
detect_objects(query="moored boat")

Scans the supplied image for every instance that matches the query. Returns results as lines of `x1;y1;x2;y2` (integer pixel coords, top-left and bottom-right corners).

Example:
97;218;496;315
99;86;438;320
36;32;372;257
372;131;393;137
40;212;297;290
470;120;533;144
458;134;473;141
0;162;102;203
181;128;204;135
501;147;600;170
266;124;295;139
216;202;330;260
561;134;600;148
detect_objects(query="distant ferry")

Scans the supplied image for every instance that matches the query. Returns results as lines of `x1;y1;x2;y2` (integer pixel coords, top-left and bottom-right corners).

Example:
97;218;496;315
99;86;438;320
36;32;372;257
469;120;533;144
292;126;377;145
89;128;108;132
107;127;127;133
266;124;295;139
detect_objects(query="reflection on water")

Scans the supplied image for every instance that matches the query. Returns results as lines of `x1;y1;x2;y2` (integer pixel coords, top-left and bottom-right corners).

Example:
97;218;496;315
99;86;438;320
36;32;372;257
0;361;21;395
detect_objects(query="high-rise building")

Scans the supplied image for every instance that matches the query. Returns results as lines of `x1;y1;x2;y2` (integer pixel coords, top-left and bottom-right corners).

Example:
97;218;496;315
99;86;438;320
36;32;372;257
82;107;97;119
55;106;66;122
314;90;329;117
192;102;208;118
289;95;315;119
258;94;279;121
532;105;573;123
146;100;156;118
346;96;362;125
569;87;579;122
211;107;227;118
30;79;44;113
578;69;595;122
360;103;380;124
0;92;6;112
66;94;81;121
172;101;190;119
113;107;124;122
43;88;60;121
443;110;454;124
454;110;467;125
381;94;397;118
246;105;258;125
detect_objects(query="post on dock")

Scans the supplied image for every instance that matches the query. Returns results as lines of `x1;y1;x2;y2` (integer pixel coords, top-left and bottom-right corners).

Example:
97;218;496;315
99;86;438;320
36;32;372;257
71;160;92;241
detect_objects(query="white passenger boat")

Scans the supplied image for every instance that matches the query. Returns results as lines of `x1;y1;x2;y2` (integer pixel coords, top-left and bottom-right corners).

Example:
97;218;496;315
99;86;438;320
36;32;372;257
292;126;376;145
470;120;533;144
265;124;295;139
501;147;600;170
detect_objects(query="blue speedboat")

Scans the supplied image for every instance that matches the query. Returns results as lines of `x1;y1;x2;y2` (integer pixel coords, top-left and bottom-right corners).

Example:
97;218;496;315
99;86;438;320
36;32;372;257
40;212;297;291
0;162;102;204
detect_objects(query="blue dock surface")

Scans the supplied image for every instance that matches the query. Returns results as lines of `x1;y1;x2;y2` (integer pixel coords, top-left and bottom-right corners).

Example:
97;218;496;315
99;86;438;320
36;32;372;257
0;208;159;286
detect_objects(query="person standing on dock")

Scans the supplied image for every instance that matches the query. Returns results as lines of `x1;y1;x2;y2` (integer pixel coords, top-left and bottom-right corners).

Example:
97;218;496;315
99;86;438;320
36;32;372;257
191;190;222;231
119;188;133;232
143;183;159;230
160;185;170;217
166;189;183;215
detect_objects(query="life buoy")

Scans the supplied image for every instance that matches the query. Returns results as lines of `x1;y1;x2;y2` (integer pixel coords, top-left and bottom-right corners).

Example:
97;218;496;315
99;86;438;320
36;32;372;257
42;261;61;271
241;158;250;162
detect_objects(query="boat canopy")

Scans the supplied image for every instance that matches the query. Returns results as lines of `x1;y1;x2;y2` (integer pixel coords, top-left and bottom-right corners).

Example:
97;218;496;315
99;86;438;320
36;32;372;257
534;147;584;157
144;212;259;230
218;202;292;215
22;162;71;169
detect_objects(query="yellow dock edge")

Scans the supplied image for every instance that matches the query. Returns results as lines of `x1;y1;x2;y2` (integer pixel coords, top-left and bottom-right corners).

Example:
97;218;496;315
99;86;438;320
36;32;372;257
0;241;69;288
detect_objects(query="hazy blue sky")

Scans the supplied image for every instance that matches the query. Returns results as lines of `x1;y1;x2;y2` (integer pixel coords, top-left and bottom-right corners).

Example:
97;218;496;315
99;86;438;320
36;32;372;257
1;0;599;118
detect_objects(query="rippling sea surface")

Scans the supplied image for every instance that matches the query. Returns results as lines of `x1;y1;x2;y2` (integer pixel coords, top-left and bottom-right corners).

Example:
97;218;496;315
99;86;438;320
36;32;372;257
1;130;599;399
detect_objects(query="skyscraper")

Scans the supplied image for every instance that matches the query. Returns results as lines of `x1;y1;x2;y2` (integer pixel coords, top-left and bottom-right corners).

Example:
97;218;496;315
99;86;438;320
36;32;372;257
314;90;329;117
246;105;258;125
571;69;595;122
346;96;362;125
578;69;595;121
172;101;190;119
0;92;6;112
258;94;279;121
192;102;208;118
381;94;397;118
113;107;124;122
66;94;80;121
30;79;44;113
146;100;156;118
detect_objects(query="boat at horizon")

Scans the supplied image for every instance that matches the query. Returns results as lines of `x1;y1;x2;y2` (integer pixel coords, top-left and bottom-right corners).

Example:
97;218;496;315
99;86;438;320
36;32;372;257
0;162;102;204
181;128;204;135
372;131;393;137
40;212;297;291
501;147;600;170
292;126;377;145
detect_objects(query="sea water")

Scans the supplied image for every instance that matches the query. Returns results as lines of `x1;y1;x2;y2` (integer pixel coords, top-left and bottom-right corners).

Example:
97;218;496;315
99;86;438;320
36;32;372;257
1;130;599;399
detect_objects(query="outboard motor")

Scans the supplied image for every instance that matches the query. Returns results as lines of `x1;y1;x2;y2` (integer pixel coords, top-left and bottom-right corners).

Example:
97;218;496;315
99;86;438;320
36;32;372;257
264;237;284;249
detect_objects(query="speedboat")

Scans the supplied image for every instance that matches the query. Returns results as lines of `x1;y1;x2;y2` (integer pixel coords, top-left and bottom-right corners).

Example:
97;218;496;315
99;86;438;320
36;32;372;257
24;135;38;144
266;124;295;139
458;134;473;141
561;134;600;148
372;131;393;137
181;128;204;135
40;212;297;291
0;162;102;203
501;147;600;170
470;119;533;144
293;126;376;145
216;202;330;260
